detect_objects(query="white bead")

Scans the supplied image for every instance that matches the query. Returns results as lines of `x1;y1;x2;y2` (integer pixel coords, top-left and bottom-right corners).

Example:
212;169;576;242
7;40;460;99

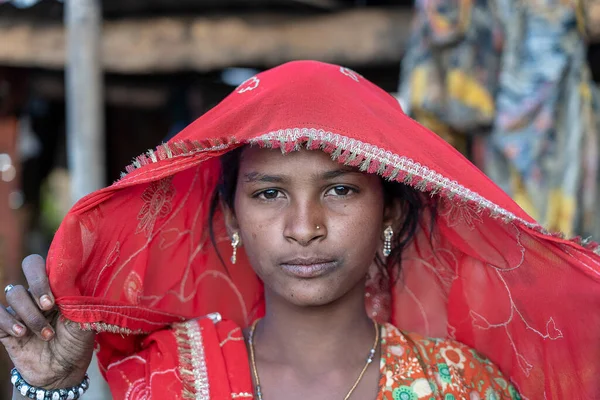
36;390;45;400
52;391;60;400
67;390;75;399
20;384;29;396
10;375;17;385
207;312;222;323
79;387;85;396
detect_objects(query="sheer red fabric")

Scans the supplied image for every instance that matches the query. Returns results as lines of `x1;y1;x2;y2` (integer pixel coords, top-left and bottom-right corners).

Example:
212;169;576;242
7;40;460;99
47;61;600;399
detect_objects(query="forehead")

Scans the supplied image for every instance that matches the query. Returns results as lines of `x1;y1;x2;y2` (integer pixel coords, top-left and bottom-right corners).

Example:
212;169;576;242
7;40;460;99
239;147;346;173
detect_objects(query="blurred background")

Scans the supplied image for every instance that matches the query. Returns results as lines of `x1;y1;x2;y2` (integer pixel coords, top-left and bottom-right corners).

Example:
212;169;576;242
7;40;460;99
0;0;599;398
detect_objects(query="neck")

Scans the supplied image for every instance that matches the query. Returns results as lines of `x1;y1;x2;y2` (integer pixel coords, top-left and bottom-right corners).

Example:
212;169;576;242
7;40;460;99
254;280;375;372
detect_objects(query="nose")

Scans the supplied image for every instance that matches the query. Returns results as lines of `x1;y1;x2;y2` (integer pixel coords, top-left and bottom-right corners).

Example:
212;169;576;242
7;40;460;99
283;197;326;246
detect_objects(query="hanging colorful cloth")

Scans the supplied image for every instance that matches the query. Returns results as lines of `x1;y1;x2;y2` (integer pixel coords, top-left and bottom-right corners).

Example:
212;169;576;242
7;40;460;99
399;0;503;155
486;0;600;239
401;0;600;240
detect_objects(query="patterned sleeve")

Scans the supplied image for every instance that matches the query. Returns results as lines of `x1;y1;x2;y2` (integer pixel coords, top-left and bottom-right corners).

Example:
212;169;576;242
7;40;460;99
429;338;521;400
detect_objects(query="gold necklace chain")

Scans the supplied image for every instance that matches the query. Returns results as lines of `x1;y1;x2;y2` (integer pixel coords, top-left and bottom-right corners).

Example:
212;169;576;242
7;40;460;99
248;319;380;400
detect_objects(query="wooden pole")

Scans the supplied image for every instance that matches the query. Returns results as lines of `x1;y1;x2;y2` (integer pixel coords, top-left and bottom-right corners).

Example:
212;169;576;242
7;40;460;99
65;1;110;398
65;0;105;203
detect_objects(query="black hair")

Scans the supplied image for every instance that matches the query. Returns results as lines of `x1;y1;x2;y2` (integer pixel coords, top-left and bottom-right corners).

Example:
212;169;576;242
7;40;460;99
208;146;431;279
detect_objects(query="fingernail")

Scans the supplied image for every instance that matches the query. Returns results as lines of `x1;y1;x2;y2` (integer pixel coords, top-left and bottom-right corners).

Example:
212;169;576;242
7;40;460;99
40;295;53;309
12;324;24;336
41;327;54;341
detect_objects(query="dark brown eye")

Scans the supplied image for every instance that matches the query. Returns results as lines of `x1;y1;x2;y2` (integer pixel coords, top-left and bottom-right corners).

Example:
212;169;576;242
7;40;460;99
326;186;354;197
257;189;282;200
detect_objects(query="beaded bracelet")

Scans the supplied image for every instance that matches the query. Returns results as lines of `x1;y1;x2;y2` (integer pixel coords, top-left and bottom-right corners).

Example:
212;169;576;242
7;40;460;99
10;368;90;400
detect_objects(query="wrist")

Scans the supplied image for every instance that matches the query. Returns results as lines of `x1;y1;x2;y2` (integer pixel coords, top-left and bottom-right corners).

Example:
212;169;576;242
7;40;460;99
46;371;88;390
11;368;90;400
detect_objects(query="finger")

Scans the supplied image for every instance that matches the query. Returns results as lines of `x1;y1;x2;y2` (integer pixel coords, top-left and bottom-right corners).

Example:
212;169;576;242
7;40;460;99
22;254;54;311
5;285;54;341
0;306;26;338
5;306;19;319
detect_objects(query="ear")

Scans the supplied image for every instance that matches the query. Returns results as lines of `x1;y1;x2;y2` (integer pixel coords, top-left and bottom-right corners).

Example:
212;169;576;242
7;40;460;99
222;201;241;242
382;196;404;233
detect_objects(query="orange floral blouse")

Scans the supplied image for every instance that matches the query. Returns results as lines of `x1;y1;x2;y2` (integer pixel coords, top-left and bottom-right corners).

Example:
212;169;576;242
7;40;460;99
378;324;520;400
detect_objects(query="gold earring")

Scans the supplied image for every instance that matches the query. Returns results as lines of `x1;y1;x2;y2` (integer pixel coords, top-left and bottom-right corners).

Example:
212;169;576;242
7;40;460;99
383;226;393;257
231;232;241;264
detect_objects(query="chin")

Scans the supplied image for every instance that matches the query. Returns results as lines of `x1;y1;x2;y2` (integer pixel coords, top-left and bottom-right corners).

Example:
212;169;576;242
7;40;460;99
280;280;348;307
285;293;338;307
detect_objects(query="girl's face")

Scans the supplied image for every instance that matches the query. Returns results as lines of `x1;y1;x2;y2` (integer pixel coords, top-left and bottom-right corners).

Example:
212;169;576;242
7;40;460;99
227;147;390;307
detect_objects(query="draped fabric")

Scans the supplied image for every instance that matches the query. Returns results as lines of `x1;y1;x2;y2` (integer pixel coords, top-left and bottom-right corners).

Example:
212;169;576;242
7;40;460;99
400;0;600;239
47;61;600;399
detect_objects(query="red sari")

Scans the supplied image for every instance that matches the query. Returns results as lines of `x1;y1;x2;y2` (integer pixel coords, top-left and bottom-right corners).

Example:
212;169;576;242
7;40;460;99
47;61;600;399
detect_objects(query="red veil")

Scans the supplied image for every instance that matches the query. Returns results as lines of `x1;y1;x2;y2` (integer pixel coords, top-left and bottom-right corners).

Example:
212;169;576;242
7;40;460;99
47;61;600;399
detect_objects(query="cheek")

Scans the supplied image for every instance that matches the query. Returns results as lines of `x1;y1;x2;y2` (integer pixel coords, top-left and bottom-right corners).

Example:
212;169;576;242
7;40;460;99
238;225;273;280
329;197;384;254
239;217;269;248
340;219;381;256
235;202;278;260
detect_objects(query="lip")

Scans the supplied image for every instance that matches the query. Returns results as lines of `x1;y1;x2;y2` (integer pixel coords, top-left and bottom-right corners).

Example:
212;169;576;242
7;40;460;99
279;257;339;278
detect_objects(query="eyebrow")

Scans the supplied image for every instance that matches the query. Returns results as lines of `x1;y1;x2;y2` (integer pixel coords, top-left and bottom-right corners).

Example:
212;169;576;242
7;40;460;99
320;168;358;180
243;172;287;183
243;168;358;184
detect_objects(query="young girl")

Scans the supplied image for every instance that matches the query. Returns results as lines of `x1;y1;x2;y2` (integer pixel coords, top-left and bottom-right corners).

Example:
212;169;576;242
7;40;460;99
1;61;598;400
